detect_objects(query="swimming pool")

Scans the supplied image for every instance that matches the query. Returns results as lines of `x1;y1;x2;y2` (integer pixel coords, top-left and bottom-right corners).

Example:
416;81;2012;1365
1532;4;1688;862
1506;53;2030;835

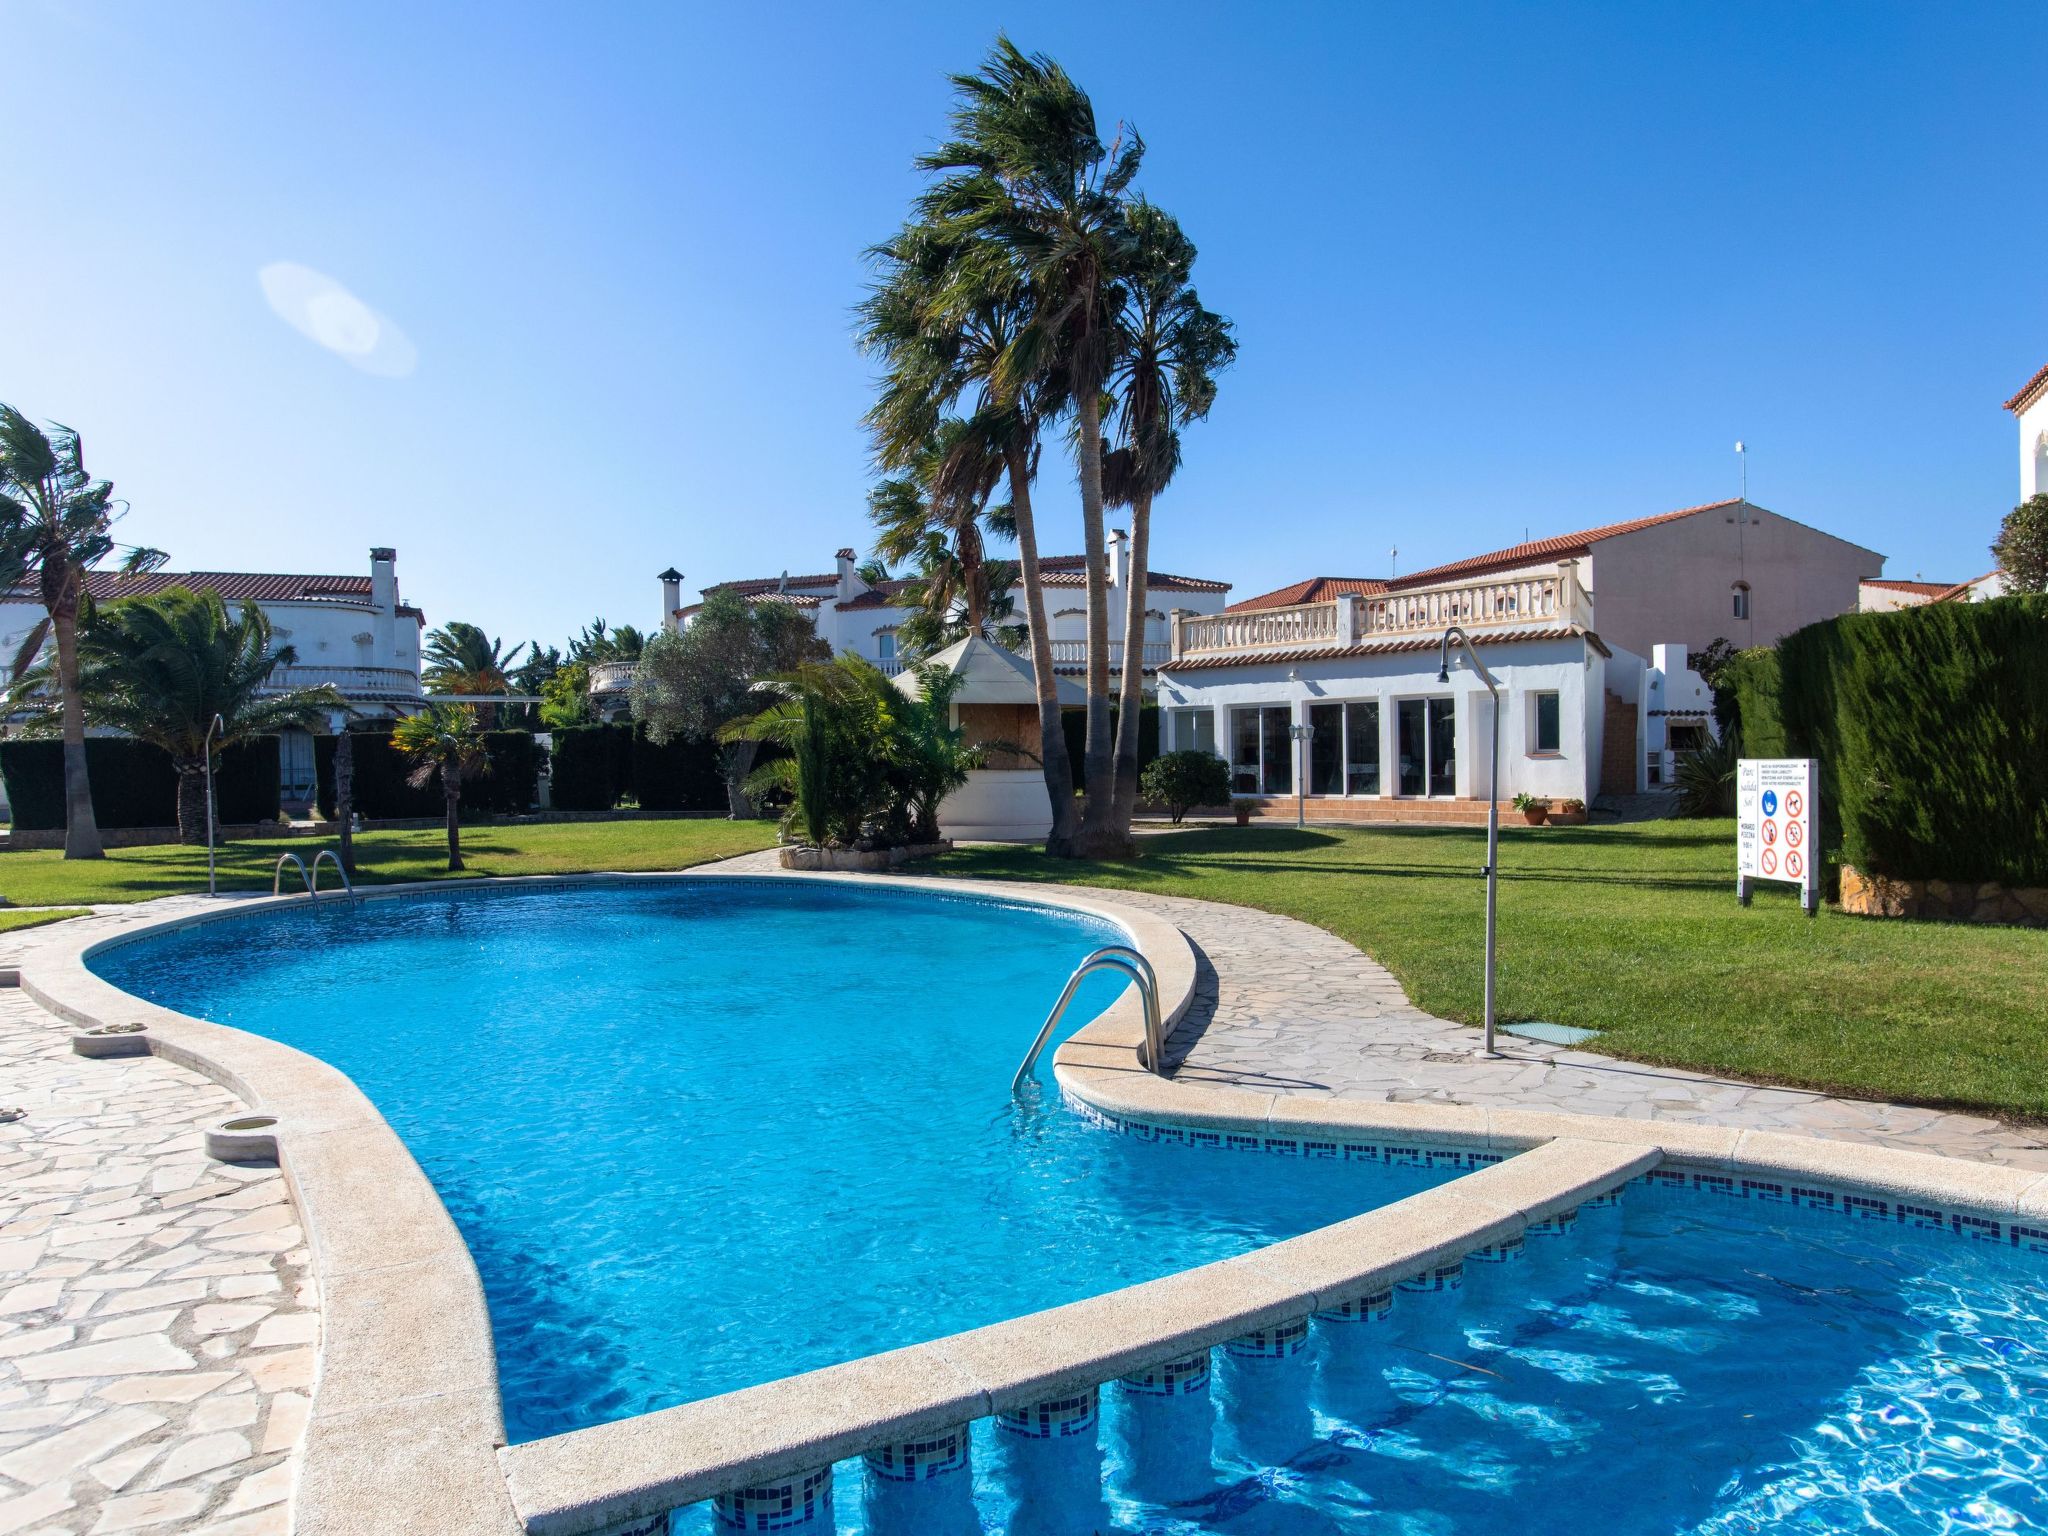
91;877;1481;1442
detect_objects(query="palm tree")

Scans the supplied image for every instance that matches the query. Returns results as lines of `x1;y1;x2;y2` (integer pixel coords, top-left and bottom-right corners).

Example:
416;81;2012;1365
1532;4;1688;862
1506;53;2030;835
1102;201;1235;838
867;417;1024;657
16;587;345;844
861;187;1079;851
0;406;165;858
915;37;1142;856
423;622;526;726
393;704;489;871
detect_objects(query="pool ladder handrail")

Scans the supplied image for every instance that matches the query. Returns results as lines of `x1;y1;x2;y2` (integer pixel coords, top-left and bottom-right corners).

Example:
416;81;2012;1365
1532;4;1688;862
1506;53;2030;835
1011;944;1166;1096
271;849;356;901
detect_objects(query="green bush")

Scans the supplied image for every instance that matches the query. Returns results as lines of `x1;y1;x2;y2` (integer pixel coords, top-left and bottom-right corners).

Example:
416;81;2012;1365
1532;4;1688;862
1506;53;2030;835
1730;596;2048;884
315;729;539;820
628;730;727;813
2;738;280;830
1139;750;1231;824
547;724;634;812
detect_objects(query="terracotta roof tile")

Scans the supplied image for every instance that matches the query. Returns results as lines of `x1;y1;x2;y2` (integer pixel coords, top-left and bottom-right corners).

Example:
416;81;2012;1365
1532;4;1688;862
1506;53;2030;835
1225;500;1749;613
1860;578;1955;597
66;571;374;604
2005;363;2048;414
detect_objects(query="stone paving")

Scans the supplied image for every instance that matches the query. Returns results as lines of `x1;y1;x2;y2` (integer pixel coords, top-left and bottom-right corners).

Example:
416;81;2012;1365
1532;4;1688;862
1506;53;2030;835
0;987;313;1536
718;851;2048;1171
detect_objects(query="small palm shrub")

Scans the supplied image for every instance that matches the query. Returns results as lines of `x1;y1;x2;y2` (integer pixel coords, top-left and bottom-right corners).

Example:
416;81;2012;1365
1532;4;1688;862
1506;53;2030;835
1673;729;1740;818
1139;751;1230;825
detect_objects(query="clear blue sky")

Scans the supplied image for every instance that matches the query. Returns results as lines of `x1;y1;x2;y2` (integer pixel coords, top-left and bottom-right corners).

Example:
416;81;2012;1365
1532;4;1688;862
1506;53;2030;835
5;1;2043;645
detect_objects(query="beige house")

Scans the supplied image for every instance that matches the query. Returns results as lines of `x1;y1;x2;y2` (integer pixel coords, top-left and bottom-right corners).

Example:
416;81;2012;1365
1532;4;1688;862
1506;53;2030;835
1227;499;1881;662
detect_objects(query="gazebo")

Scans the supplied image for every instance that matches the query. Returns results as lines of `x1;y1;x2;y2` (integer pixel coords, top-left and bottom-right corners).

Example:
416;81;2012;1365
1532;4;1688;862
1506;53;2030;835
892;635;1084;842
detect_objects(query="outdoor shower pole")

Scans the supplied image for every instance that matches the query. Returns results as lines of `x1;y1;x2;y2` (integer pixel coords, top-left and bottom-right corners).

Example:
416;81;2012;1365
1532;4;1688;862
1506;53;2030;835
1437;628;1502;1057
204;713;224;897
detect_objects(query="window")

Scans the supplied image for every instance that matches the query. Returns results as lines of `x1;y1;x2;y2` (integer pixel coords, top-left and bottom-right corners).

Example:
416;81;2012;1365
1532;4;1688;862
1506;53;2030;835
1170;707;1216;757
1731;582;1751;621
877;631;897;662
1531;691;1561;754
1229;705;1293;795
1428;697;1457;796
1306;701;1381;796
1397;699;1428;796
1396;698;1458;796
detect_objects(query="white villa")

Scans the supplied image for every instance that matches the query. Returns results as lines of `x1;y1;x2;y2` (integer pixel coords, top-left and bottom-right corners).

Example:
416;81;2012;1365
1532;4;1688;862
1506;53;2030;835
1154;499;1879;821
591;535;1232;711
0;547;424;810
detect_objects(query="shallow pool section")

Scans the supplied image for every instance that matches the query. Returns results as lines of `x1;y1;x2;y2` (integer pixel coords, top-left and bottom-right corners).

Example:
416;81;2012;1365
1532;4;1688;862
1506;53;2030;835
661;1183;2048;1534
93;878;1482;1441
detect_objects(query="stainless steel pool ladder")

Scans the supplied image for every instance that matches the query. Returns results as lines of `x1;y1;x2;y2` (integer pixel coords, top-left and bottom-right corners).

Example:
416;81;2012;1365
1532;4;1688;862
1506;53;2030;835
1011;945;1166;1096
272;849;356;901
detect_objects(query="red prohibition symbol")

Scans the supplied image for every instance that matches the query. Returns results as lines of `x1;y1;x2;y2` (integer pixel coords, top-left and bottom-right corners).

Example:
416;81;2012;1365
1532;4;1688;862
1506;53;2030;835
1762;819;1777;845
1786;820;1804;848
1786;850;1804;878
1786;790;1804;818
1761;848;1778;875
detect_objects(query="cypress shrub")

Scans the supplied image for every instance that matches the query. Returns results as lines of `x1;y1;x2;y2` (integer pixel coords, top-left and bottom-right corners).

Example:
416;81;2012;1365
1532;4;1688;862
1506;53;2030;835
1;738;280;830
1734;596;2048;885
548;724;633;812
1726;647;1788;758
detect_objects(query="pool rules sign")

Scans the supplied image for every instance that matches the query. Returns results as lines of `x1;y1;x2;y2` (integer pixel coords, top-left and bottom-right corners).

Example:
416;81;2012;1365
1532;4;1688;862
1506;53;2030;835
1737;758;1820;915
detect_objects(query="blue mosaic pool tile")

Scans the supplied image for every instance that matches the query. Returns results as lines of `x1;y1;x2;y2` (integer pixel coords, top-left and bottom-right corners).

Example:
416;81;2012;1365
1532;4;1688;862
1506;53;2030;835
1315;1288;1394;1323
1583;1185;1625;1209
1468;1233;1526;1264
1790;1186;1838;1212
2012;1225;2048;1254
1898;1203;1946;1231
1951;1213;2003;1243
997;1388;1099;1439
1526;1208;1579;1237
1260;1137;1301;1156
712;1468;833;1531
1844;1193;1891;1220
1224;1318;1310;1359
864;1427;970;1482
1120;1351;1211;1396
1398;1262;1465;1294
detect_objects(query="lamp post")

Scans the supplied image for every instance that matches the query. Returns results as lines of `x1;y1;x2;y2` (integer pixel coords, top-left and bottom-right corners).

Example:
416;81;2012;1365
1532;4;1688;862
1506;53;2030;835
203;713;224;897
1289;721;1314;829
1437;627;1502;1057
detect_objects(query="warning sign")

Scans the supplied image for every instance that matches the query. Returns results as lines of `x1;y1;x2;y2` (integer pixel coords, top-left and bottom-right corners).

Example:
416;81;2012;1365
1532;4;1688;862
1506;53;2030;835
1737;758;1820;914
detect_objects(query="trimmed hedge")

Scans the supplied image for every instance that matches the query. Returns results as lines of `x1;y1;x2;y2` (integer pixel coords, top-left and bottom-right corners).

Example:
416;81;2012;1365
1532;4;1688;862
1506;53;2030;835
1727;596;2048;885
315;730;540;820
1;738;281;830
547;723;731;814
1060;704;1160;781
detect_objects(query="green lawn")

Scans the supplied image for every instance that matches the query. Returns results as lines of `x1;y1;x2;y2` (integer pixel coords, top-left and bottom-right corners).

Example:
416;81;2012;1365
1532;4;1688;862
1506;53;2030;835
923;821;2048;1123
0;819;777;908
0;908;92;932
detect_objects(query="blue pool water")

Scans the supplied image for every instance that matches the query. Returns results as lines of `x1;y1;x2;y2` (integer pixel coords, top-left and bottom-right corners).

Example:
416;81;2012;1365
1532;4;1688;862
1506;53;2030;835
93;878;1476;1441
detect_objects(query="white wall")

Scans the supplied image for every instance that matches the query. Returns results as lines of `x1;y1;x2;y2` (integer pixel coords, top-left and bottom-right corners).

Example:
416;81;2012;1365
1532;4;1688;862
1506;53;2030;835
2021;391;2048;503
1156;634;1600;803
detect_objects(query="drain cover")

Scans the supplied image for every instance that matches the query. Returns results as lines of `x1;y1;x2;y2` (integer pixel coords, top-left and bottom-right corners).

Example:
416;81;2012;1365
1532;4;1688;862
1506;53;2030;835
1503;1021;1602;1046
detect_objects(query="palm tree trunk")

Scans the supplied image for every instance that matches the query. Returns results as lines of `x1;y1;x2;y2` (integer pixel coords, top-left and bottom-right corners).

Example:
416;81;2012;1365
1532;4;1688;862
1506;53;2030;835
444;779;463;871
174;758;209;846
1073;391;1124;857
335;730;355;874
1109;485;1155;834
1006;442;1078;853
53;603;103;860
722;740;757;819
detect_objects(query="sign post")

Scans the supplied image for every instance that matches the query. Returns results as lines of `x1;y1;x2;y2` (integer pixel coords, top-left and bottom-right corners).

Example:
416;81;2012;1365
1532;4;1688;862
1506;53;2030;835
1737;757;1819;916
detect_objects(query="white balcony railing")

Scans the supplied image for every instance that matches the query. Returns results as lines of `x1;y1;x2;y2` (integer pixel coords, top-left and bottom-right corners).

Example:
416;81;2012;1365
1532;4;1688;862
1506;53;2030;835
1047;640;1170;667
588;660;639;695
262;665;422;698
1172;561;1590;662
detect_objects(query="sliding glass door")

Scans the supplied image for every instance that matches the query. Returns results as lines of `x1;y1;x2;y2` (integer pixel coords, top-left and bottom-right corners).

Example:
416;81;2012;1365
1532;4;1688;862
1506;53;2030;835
1229;705;1293;794
1307;701;1382;796
1396;697;1457;797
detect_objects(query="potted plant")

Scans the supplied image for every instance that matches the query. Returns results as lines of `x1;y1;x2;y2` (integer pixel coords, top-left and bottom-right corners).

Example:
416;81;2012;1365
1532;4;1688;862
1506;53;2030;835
1550;797;1588;826
1512;792;1549;825
1233;798;1255;827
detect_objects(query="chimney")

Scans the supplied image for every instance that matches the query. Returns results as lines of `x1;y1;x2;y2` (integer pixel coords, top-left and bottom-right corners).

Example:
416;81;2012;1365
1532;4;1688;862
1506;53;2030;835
658;567;683;634
1107;529;1129;589
836;547;859;603
369;547;397;663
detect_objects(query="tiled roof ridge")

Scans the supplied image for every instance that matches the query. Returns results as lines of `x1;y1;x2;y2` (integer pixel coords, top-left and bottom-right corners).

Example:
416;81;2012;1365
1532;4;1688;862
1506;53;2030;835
2005;363;2048;414
1861;578;1956;595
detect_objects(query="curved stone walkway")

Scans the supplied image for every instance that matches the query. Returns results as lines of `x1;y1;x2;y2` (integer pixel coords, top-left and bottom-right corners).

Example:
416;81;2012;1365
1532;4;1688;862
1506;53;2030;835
0;987;313;1536
713;849;2048;1170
